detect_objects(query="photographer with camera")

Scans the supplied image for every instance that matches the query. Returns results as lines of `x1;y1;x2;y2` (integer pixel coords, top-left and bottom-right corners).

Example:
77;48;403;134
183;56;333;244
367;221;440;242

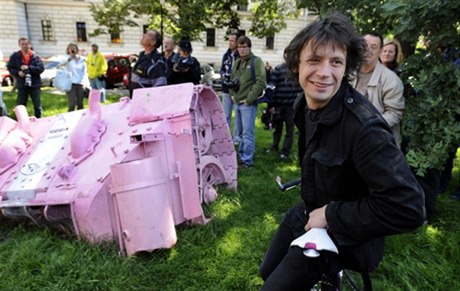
167;38;201;85
230;36;266;168
220;32;239;129
86;43;108;103
130;30;167;96
7;37;44;118
65;43;88;112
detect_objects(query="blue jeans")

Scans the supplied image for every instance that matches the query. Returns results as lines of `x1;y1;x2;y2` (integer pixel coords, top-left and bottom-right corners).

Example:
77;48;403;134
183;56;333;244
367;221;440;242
221;92;233;127
234;102;257;165
233;103;242;144
89;78;106;103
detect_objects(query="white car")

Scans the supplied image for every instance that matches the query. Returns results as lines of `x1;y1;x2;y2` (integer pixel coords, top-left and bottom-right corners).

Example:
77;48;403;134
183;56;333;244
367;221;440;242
41;60;61;87
41;55;68;87
200;64;221;91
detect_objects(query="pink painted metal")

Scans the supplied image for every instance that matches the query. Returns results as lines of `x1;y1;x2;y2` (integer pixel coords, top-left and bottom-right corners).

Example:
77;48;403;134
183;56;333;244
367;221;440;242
0;83;237;256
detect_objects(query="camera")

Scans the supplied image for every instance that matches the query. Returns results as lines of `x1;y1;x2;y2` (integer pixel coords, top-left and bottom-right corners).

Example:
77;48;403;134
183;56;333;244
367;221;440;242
25;73;32;87
222;78;240;92
222;72;240;92
174;56;194;72
264;83;276;98
71;49;76;54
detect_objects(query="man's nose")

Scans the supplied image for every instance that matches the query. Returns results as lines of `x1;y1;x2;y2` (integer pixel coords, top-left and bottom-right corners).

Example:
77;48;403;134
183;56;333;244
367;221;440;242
316;62;332;77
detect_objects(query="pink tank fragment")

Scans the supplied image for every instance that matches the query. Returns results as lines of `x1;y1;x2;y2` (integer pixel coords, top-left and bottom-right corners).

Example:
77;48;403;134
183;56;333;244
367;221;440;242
0;84;237;256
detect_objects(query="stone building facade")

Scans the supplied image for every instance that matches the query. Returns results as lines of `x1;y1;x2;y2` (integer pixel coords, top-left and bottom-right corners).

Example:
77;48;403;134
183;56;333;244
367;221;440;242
0;0;314;68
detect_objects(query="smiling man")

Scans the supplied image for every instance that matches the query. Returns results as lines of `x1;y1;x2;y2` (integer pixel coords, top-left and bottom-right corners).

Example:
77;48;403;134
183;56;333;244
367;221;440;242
259;13;425;290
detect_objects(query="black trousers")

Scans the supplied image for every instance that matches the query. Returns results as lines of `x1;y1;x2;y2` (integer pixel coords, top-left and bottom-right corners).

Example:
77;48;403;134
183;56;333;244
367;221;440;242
17;86;42;118
271;106;295;156
260;201;322;290
66;83;84;112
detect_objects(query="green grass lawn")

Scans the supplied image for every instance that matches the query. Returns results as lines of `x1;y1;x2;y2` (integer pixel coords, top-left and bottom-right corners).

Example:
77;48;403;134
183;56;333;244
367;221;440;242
1;87;459;290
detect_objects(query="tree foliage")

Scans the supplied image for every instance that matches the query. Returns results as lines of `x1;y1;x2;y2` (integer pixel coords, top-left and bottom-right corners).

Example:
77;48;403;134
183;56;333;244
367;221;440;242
249;0;299;38
89;0;139;36
383;0;460;175
90;0;242;40
89;0;296;41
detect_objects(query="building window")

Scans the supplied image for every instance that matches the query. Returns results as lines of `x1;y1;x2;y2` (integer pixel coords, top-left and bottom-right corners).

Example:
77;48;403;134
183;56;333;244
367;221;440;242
206;28;215;47
111;32;121;43
41;19;53;41
266;36;274;50
76;22;87;42
238;29;246;37
237;2;248;11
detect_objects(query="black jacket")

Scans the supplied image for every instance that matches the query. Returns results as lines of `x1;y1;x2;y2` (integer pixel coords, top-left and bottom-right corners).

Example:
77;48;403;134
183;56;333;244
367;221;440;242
294;82;425;271
7;51;44;88
167;56;201;85
269;63;302;107
220;49;239;93
131;50;167;89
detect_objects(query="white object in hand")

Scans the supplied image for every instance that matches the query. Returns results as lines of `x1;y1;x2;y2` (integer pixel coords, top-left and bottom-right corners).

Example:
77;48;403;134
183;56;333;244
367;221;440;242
290;228;339;258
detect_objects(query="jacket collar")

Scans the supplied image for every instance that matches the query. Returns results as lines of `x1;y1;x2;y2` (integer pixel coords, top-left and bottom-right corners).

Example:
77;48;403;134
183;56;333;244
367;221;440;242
226;48;239;58
349;61;385;87
239;52;254;62
367;62;385;87
294;82;348;127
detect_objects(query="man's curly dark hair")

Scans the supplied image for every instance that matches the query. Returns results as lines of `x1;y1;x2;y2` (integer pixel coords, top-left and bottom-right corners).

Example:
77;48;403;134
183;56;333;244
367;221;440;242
284;13;366;82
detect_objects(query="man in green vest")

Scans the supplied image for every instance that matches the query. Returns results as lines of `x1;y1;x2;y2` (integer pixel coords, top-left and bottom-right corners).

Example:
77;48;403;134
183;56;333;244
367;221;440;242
230;36;266;168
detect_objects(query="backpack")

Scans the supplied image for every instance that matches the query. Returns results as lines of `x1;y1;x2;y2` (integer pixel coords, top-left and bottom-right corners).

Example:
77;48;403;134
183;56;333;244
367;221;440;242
245;57;273;105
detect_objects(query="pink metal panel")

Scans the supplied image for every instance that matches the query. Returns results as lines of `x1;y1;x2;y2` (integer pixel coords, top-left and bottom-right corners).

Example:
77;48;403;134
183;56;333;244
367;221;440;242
0;106;33;174
129;83;194;125
110;156;177;255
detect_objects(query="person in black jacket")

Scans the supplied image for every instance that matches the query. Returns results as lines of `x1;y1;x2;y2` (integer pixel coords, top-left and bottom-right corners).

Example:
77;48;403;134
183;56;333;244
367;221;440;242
7;37;44;118
220;32;239;128
266;62;303;160
129;29;167;97
167;38;201;85
259;13;425;290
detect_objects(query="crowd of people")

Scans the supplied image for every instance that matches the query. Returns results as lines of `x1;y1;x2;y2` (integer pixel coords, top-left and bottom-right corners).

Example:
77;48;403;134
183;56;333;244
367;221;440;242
4;30;205;117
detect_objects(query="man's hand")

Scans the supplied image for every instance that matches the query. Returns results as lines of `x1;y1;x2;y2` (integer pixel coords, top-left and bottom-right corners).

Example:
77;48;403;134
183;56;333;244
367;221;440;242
304;205;328;231
20;65;28;71
129;54;137;63
231;96;235;102
18;71;25;77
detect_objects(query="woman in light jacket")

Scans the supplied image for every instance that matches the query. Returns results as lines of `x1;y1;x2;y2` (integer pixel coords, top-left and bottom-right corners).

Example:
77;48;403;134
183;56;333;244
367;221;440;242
65;43;87;111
